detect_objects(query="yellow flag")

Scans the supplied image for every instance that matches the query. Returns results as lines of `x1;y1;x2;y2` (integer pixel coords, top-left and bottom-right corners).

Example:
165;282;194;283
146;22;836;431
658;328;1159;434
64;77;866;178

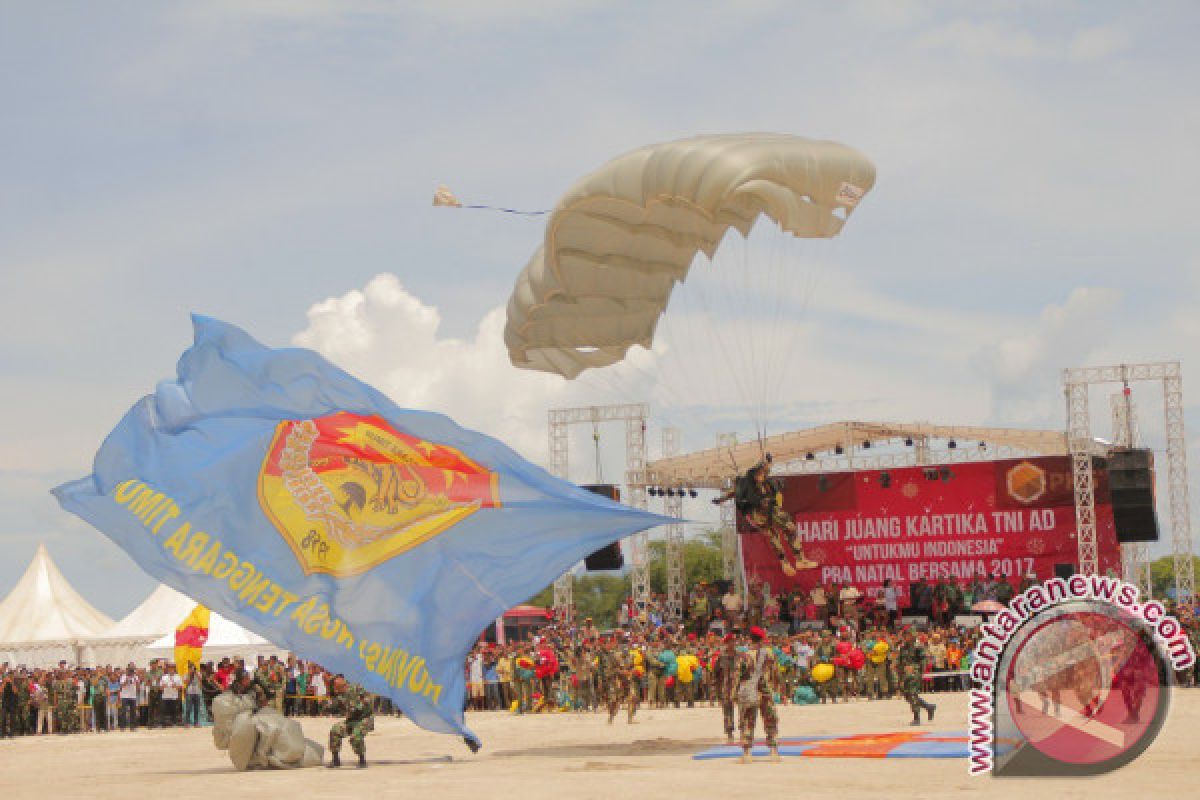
174;604;210;676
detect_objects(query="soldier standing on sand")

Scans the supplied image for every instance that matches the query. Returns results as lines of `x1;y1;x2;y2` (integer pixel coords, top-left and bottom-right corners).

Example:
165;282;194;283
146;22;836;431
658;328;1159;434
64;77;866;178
736;626;780;764
713;634;740;745
328;677;374;769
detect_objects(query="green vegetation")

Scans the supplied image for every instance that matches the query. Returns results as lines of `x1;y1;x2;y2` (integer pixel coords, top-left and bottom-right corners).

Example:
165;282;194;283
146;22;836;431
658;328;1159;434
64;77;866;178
526;529;728;627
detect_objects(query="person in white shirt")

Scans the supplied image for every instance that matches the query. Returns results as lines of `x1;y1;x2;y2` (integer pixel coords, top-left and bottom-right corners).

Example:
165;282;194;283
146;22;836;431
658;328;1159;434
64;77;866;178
160;665;184;726
883;579;899;629
118;666;140;730
32;681;51;734
793;638;815;672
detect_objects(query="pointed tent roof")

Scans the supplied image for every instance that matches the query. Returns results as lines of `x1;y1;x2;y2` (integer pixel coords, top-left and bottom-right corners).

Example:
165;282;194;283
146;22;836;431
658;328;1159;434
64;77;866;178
102;584;198;638
0;544;114;643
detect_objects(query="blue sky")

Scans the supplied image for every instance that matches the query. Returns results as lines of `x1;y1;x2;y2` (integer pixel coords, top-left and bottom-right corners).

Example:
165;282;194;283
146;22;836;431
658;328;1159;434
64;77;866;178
2;1;1198;616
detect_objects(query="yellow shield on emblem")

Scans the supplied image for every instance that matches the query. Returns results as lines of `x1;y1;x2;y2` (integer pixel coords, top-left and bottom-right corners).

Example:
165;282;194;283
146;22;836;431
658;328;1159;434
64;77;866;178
258;412;500;577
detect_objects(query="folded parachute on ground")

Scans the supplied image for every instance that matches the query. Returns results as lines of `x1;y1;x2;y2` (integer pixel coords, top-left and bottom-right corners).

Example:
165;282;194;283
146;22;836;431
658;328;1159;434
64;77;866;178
504;133;876;379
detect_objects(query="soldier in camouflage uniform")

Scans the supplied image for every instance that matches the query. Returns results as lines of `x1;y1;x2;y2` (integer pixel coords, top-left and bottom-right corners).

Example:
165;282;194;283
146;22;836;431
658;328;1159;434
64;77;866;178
712;634;740;745
863;629;888;700
596;640;622;724
266;657;287;714
736;626;780;763
900;664;935;725
621;648;640;724
52;670;78;734
644;640;665;709
812;631;839;703
328;677;374;768
13;671;30;736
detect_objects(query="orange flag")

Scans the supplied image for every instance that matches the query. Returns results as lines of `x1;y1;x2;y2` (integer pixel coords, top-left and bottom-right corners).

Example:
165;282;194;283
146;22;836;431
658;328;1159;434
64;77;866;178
174;604;210;676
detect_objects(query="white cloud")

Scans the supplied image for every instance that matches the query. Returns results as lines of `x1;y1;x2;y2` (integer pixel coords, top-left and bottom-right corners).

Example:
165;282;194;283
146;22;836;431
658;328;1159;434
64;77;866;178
975;287;1123;425
292;274;660;462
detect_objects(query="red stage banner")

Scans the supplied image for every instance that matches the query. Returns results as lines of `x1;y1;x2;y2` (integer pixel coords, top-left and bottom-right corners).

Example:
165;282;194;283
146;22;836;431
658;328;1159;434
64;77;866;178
739;456;1122;603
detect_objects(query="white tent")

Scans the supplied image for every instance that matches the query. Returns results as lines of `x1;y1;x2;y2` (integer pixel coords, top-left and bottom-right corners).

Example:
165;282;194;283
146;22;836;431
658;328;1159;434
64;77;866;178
83;584;198;668
146;607;287;665
0;544;114;668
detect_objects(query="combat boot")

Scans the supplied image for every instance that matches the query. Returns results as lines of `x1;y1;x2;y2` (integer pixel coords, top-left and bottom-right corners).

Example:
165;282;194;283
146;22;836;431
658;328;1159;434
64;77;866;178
357;754;367;769
927;703;937;722
329;752;341;768
910;710;921;726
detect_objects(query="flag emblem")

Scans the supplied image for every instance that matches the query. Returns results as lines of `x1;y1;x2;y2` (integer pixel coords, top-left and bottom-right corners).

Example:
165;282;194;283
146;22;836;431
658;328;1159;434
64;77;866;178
258;411;500;577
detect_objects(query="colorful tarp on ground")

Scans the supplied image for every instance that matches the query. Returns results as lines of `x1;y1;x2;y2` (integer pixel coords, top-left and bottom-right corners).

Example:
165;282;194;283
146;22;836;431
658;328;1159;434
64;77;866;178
53;316;667;745
694;731;1016;760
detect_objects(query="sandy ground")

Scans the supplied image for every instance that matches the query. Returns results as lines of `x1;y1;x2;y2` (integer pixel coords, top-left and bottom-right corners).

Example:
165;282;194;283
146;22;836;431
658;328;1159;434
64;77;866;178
3;691;1199;799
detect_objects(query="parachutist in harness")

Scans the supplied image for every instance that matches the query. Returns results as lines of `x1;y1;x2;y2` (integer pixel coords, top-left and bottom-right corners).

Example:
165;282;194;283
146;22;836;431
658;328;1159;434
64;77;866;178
716;458;816;576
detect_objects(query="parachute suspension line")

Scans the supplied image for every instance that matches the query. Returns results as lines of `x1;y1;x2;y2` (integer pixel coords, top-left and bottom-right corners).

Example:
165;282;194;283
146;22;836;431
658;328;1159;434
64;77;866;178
763;231;842;431
458;205;550;216
672;245;761;437
759;225;807;433
431;185;549;215
666;252;756;432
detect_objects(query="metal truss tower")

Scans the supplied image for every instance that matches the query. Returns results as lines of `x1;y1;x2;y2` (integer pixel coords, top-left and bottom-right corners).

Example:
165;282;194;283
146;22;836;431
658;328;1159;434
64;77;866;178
1063;363;1193;602
661;428;685;621
716;433;741;596
547;404;650;621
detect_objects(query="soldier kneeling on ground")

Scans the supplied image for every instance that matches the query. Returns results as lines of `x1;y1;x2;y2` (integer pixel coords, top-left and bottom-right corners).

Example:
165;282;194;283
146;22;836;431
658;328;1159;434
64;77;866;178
328;676;374;769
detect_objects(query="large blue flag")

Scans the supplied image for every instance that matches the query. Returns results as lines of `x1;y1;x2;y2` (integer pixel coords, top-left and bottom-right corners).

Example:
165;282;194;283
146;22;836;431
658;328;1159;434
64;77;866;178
54;316;667;743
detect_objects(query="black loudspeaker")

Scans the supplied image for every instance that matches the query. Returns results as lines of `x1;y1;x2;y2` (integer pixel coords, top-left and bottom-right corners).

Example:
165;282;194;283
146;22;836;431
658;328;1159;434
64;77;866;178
585;542;624;571
1054;563;1076;580
581;484;625;571
1107;448;1160;543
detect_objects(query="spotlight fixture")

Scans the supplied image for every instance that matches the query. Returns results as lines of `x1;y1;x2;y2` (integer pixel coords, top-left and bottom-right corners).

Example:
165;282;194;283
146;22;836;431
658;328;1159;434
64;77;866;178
862;440;871;449
978;441;987;450
666;488;676;498
834;445;844;455
904;438;913;447
948;440;957;449
688;489;698;498
805;452;814;461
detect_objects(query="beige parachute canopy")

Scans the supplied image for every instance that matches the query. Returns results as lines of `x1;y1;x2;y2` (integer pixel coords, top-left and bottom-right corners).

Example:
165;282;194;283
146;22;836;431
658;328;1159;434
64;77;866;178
504;133;876;379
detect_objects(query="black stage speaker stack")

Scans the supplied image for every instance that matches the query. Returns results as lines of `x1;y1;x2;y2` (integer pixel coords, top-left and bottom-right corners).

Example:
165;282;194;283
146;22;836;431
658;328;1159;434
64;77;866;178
581;484;625;571
1107;447;1160;543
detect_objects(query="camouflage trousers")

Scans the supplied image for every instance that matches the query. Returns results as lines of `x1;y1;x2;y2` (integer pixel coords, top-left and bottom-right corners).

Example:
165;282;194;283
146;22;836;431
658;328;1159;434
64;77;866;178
739;693;778;749
745;508;801;566
605;683;637;722
864;660;889;696
815;668;838;701
55;701;79;734
329;720;371;757
719;695;737;737
904;692;934;715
